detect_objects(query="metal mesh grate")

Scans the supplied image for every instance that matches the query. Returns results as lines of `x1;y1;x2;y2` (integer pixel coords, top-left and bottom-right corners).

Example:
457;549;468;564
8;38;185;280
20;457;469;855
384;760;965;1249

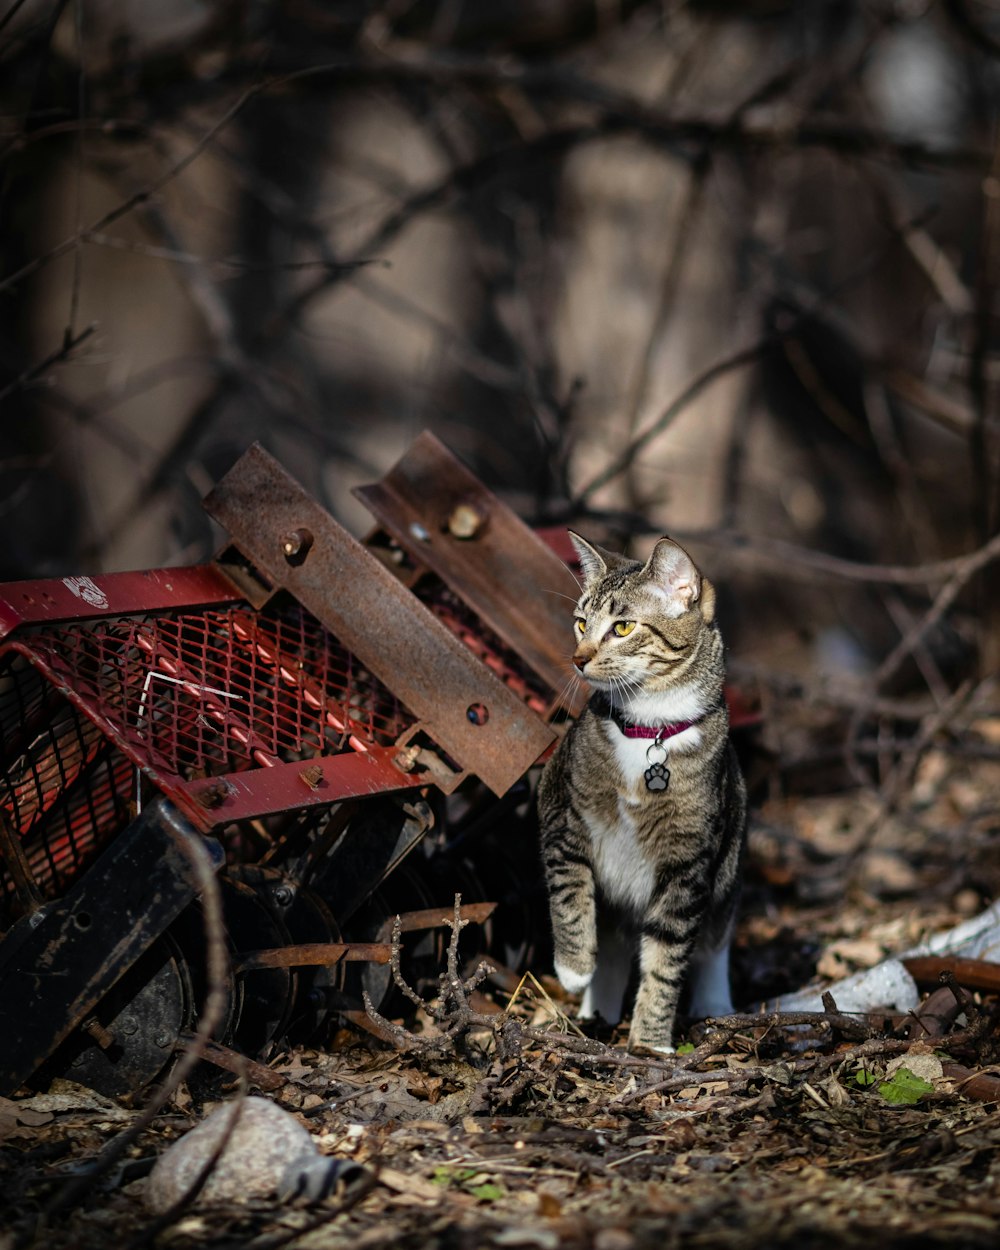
0;599;415;914
16;601;413;780
419;581;555;716
0;655;134;907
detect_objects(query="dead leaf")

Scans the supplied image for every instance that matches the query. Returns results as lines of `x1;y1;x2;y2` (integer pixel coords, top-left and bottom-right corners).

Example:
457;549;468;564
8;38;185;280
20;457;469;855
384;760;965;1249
7;1085;131;1121
378;1167;446;1204
537;1189;562;1217
0;1095;54;1142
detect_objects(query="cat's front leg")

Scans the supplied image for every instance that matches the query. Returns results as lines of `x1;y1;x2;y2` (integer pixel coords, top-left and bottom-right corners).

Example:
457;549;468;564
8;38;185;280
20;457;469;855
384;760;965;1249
539;820;598;996
628;928;689;1054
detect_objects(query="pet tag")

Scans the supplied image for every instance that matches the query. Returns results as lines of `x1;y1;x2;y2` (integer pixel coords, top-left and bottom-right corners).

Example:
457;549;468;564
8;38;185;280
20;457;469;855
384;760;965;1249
644;738;670;792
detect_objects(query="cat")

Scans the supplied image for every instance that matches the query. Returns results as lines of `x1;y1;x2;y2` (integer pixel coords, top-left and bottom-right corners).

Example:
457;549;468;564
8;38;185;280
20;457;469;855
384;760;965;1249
537;532;747;1054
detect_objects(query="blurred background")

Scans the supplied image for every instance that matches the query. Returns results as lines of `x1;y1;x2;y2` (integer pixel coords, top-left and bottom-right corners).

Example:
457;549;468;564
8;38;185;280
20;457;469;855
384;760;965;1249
1;0;998;806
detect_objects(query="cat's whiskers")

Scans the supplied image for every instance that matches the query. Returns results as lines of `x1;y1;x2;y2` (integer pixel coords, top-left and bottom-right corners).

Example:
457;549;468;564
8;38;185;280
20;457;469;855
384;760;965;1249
553;665;585;714
610;673;638;713
597;670;640;715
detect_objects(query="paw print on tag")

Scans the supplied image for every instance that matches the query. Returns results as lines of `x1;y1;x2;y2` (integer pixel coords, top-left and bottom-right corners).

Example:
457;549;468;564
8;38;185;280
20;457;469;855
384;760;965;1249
644;763;670;792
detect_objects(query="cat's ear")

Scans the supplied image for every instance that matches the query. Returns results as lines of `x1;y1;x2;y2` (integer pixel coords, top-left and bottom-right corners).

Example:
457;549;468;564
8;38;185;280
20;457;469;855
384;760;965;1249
567;531;628;586
644;538;701;613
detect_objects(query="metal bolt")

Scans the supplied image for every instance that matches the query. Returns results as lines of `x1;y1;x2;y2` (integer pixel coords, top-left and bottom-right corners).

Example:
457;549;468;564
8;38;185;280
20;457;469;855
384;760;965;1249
82;1017;115;1050
120;1016;138;1037
299;763;324;791
154;1033;171;1049
197;780;230;808
282;528;314;564
447;502;485;539
272;884;294;907
394;745;421;772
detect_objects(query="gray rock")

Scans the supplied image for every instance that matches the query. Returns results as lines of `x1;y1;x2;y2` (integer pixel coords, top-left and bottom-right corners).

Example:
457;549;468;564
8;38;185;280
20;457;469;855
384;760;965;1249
146;1096;317;1213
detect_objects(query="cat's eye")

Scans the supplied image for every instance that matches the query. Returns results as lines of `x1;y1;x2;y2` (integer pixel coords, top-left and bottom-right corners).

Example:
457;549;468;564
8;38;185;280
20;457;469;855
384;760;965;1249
613;621;636;637
574;618;586;634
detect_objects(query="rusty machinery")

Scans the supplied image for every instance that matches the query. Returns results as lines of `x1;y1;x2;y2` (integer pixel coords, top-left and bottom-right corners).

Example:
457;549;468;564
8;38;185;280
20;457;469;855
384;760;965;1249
0;434;591;1099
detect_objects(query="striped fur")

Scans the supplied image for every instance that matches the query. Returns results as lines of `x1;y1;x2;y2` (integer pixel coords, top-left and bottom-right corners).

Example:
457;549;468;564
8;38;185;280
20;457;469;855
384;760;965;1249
537;534;747;1054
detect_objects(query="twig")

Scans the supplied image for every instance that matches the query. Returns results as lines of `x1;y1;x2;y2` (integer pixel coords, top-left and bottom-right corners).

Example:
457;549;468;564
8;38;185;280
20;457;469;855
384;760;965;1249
0;323;96;404
572;338;770;507
44;830;231;1225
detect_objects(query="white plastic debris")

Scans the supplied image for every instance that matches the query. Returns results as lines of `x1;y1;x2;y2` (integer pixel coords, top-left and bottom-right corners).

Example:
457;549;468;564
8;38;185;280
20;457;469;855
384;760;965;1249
146;1095;360;1213
768;897;1000;1017
901;897;1000;963
770;958;920;1015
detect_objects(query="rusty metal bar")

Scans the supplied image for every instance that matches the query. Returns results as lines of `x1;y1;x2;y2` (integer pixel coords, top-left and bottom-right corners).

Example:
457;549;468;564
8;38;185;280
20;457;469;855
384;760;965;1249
204;444;555;796
176;1032;286;1091
354;431;585;715
180;747;425;823
376;901;497;942
0;566;241;641
234;942;391;973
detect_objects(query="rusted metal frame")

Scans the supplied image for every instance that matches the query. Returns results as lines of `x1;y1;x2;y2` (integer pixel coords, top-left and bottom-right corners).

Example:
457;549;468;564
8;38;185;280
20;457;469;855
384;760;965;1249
227;610;375;756
0;652;109;843
354;430;586;716
0;640;218;833
16;737;129;891
0;809;43;918
131;623;283;772
0;797;224;1098
178;747;426;824
376;901;497;942
64;689;117;860
234;941;391;973
175;1032;286;1091
0;565;242;641
3;640;424;831
259;797;356;870
0;663;75;789
307;798;434;925
204;444;556;797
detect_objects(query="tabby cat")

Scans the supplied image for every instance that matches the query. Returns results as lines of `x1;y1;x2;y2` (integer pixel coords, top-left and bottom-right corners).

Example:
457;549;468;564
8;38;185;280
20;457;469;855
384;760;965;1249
537;533;746;1054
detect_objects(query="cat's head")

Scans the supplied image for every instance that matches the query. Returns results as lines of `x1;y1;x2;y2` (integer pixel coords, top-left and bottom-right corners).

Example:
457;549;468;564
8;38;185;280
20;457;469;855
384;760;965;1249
565;532;720;699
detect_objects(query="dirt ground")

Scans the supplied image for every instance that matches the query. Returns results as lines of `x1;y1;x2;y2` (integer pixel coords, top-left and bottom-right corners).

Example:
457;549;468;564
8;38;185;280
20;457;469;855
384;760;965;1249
3;748;1000;1250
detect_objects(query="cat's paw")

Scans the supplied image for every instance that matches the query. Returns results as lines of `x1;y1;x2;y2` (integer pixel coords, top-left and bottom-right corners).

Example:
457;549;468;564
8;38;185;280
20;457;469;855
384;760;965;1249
553;959;593;995
628;1039;676;1057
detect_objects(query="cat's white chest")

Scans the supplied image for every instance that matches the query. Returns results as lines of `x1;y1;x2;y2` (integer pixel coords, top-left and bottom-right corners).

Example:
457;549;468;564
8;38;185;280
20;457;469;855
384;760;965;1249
587;802;654;914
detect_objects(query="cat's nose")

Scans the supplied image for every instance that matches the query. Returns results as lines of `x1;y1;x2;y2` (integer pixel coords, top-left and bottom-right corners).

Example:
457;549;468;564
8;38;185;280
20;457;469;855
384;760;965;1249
573;652;590;672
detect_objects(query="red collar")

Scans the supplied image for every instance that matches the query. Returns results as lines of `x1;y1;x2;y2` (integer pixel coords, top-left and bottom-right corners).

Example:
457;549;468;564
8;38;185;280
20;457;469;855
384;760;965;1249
589;693;701;741
618;718;698;740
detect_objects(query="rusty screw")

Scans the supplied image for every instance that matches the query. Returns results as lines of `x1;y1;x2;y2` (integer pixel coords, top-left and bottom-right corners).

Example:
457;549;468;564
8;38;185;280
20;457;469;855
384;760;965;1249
299;763;324;791
82;1017;115;1050
282;527;314;565
394;745;421;772
197;780;231;809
